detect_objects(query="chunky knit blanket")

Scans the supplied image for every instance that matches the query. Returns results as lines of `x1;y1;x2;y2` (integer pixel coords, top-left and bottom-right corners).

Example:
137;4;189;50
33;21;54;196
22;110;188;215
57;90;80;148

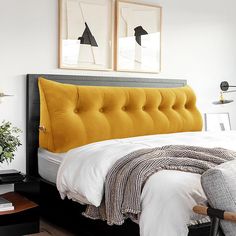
83;145;236;225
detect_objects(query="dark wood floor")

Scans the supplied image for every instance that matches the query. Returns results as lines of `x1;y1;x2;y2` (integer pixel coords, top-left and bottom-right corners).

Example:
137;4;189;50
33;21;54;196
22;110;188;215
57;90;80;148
27;219;75;236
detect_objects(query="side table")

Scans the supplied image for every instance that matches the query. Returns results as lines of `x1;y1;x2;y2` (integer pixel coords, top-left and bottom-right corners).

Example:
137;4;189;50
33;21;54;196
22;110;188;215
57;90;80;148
0;192;39;236
0;174;40;236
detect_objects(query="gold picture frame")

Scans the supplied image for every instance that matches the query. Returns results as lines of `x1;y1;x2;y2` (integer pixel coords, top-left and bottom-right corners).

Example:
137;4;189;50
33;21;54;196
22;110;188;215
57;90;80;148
59;0;114;71
115;0;162;73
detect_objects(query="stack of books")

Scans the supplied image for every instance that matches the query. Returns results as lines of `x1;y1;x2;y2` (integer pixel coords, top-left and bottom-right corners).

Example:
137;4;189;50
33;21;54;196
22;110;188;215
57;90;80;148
0;196;14;212
0;169;25;184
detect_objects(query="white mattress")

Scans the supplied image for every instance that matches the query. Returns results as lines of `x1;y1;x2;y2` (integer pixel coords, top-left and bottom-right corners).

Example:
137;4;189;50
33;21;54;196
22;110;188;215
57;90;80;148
56;130;236;236
38;148;66;183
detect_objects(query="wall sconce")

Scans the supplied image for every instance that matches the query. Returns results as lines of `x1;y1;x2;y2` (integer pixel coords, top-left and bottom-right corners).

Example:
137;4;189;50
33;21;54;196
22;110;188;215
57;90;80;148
0;92;13;98
213;81;235;105
0;92;13;104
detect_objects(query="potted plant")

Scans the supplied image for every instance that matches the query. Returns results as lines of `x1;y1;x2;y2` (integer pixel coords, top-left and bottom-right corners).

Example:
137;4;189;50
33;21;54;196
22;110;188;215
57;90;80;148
0;121;22;164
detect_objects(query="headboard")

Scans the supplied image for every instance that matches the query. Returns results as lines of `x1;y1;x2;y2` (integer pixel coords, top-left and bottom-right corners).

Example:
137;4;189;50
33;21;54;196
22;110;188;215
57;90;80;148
26;74;187;177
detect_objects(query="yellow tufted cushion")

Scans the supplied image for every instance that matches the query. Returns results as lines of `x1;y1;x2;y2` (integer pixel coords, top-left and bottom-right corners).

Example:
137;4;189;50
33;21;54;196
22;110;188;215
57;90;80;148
38;77;202;153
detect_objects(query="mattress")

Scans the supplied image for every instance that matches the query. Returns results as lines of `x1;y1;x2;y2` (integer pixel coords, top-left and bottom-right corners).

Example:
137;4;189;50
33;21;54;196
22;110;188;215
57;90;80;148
56;130;236;236
38;148;66;183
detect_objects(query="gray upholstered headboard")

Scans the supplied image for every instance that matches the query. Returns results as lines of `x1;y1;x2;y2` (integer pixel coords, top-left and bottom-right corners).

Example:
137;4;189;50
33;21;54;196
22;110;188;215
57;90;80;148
26;74;186;177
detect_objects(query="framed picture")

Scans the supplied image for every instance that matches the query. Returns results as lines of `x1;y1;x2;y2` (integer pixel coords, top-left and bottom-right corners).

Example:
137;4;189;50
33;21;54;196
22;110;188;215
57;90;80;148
204;113;231;131
115;1;162;73
59;0;114;71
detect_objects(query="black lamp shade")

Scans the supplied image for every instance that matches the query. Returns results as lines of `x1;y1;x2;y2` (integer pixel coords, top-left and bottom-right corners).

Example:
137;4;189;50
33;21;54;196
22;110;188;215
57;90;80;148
220;81;229;91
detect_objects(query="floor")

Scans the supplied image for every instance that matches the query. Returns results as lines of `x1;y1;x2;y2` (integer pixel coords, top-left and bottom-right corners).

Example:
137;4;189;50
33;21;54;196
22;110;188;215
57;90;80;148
27;219;75;236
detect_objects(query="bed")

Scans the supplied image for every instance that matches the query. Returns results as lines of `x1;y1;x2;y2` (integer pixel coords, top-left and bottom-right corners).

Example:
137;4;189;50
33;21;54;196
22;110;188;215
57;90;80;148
26;74;217;236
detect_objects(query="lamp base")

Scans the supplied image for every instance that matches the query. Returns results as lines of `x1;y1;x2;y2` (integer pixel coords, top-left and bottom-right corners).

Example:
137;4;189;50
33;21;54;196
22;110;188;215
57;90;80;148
212;99;233;105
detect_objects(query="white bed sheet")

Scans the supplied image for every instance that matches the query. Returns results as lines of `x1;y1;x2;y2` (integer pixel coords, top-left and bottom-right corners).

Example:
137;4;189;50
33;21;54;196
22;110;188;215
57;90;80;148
38;148;66;183
56;131;236;236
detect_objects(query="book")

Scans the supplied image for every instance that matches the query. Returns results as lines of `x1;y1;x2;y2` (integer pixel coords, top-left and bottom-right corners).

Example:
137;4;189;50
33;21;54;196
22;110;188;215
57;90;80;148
0;174;25;183
0;169;21;176
0;196;13;208
0;205;14;212
0;169;25;183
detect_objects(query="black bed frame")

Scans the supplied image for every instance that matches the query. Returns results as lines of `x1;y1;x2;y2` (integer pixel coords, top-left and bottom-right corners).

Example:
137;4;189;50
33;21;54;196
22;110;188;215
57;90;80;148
26;74;211;236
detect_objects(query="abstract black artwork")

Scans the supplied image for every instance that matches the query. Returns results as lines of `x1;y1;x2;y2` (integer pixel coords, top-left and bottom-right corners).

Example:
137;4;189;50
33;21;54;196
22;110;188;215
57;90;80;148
78;22;98;47
116;1;162;73
59;0;113;70
134;26;148;46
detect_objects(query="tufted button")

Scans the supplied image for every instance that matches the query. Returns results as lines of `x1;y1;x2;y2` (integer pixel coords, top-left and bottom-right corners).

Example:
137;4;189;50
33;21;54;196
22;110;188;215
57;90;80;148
74;108;79;113
99;108;104;113
122;106;127;111
142;106;145;111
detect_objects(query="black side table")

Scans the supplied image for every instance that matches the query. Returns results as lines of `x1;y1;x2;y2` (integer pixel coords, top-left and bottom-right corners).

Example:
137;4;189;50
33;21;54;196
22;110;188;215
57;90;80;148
0;175;40;236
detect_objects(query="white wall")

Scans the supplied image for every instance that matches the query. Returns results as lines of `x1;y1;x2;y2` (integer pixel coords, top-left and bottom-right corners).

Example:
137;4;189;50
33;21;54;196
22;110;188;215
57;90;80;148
0;0;236;172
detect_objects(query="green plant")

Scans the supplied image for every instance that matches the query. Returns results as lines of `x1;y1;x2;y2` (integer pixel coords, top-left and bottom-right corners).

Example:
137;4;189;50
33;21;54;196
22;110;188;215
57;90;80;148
0;121;22;164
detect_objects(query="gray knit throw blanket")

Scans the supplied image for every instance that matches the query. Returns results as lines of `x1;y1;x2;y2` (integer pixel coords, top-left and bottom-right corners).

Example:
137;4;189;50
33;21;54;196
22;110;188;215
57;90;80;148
83;145;236;225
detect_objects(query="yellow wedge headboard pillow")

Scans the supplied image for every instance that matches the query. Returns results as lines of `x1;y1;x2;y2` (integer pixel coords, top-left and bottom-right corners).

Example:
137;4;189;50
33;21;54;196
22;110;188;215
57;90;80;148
38;78;202;153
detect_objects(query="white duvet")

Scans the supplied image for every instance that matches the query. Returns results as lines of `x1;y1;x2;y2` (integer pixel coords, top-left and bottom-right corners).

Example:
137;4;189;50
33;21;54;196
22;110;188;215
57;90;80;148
57;131;236;236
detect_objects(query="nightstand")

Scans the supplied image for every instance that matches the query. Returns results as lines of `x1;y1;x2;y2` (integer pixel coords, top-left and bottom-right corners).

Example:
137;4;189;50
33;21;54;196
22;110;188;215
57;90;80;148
0;175;40;236
14;175;40;204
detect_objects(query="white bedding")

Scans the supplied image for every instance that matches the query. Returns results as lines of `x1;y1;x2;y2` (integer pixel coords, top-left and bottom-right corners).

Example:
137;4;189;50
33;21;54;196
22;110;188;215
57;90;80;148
57;131;236;236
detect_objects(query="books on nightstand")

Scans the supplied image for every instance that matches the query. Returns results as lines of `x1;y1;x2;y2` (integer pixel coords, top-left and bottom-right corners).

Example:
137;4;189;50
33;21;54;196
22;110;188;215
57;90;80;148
0;196;14;211
0;169;24;212
0;169;25;183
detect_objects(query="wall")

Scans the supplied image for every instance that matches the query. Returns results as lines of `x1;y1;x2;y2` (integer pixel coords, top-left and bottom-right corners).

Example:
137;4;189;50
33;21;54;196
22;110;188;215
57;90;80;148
0;0;236;172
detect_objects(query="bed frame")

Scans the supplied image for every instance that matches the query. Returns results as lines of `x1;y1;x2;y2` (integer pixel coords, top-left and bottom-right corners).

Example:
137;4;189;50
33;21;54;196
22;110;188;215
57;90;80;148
26;74;211;236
